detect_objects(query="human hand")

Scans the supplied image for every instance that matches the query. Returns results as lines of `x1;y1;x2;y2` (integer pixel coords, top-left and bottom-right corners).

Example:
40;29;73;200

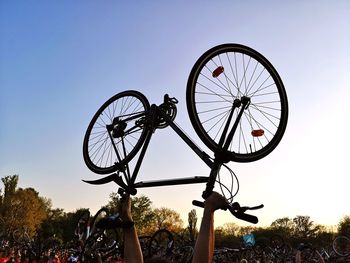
204;191;228;212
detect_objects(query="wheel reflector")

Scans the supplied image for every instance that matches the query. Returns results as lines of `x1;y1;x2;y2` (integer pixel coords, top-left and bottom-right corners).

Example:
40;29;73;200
251;129;264;137
212;66;224;78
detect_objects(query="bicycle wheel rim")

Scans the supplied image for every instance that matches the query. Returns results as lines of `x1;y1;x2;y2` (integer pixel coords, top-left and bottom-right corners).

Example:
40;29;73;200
187;43;288;162
75;210;90;240
83;90;150;174
90;207;110;234
333;236;350;257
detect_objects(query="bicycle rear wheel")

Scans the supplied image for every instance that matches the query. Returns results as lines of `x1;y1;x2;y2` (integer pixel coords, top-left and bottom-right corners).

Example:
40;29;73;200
83;90;150;174
187;44;288;162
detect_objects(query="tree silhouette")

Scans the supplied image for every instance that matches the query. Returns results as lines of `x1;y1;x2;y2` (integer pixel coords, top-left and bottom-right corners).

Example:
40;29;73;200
293;215;317;239
2;174;350;250
0;175;50;236
270;217;294;237
338;215;350;236
153;207;183;232
188;209;198;241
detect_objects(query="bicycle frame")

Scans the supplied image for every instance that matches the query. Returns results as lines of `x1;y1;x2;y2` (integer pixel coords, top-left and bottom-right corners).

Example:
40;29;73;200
84;94;249;199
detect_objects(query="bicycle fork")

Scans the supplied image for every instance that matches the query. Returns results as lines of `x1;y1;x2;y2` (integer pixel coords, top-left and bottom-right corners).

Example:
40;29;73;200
202;96;250;198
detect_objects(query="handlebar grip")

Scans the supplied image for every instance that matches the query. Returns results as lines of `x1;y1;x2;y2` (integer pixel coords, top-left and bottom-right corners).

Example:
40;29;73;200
231;211;259;224
192;200;205;208
250;204;264;210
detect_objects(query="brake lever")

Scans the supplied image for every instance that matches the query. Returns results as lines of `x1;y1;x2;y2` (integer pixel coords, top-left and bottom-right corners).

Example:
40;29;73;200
231;202;264;212
192;200;263;224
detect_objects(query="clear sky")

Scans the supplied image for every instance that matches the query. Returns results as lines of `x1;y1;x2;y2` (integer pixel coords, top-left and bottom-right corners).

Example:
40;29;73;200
1;1;349;228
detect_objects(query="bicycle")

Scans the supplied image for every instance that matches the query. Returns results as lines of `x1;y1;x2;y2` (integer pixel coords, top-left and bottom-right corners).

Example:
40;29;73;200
82;43;288;224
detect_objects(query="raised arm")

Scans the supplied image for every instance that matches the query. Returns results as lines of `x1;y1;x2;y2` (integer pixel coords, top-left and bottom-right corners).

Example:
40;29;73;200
120;194;144;263
192;192;228;263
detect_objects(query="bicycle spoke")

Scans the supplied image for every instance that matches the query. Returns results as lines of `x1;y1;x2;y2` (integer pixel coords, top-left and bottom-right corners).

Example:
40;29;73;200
199;73;233;99
197;104;232;115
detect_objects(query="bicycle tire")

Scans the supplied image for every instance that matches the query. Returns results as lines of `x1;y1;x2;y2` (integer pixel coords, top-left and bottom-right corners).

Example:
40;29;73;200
12;229;31;245
187;43;288;162
75;210;90;242
90;207;110;235
333;235;350;257
83;228;120;260
83;90;150;174
82;208;119;261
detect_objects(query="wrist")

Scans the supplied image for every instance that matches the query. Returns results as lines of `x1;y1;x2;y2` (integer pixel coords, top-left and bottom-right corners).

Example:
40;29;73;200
203;203;215;214
204;199;217;213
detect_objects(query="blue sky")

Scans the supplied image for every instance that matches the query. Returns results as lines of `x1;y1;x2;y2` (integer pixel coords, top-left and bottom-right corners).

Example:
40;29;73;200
1;1;349;228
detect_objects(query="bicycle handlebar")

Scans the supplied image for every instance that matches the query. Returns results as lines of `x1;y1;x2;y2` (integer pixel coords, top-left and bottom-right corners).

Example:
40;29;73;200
192;200;263;224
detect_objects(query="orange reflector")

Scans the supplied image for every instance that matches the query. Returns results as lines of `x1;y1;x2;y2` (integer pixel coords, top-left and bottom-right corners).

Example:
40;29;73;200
212;66;224;78
251;129;264;137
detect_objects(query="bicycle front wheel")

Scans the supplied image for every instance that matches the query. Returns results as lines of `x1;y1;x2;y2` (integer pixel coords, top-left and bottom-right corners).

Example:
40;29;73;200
83;90;150;174
187;44;288;162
